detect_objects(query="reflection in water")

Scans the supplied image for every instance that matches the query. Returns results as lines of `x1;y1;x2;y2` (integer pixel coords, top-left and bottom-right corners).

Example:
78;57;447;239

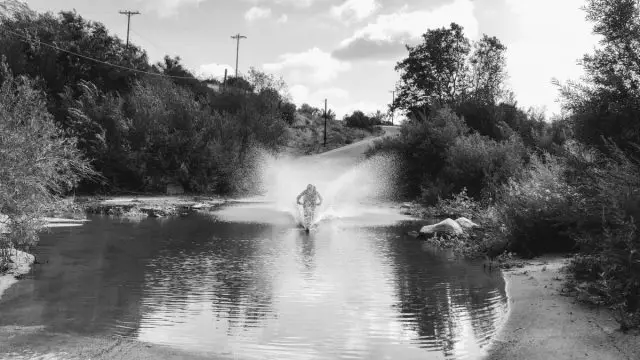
0;207;507;360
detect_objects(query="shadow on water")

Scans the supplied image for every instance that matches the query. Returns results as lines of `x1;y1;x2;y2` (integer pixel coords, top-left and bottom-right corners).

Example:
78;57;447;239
0;206;507;360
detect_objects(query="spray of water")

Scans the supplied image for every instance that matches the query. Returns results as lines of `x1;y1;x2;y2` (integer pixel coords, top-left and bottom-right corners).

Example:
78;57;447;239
246;147;406;227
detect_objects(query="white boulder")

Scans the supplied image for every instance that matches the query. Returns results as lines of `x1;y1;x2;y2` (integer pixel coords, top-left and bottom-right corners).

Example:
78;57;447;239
455;217;480;230
419;218;464;237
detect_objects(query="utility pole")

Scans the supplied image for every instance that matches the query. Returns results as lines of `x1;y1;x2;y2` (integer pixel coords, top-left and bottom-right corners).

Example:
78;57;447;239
119;10;140;49
323;99;328;147
223;68;227;92
389;90;396;126
231;33;247;78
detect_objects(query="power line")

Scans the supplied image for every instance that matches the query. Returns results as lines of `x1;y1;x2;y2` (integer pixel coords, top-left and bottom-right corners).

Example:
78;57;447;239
118;10;140;49
0;26;199;80
231;33;246;78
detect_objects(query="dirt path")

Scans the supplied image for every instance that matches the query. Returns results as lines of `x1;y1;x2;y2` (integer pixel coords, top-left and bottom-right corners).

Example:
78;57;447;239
485;256;639;360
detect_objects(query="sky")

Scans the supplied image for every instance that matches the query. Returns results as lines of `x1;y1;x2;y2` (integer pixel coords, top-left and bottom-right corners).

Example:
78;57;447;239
21;0;601;119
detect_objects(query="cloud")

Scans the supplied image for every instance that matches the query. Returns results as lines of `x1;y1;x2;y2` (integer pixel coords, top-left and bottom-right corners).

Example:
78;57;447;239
333;0;479;61
331;0;380;22
277;14;288;23
245;6;272;21
333;100;383;119
244;0;326;8
289;85;350;106
135;0;205;18
197;63;235;80
263;47;351;84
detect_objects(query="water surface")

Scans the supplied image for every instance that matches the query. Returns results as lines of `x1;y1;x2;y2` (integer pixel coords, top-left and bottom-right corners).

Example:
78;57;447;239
0;203;507;360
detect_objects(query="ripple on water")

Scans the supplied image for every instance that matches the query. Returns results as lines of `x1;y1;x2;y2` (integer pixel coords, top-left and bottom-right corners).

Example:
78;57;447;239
0;214;508;360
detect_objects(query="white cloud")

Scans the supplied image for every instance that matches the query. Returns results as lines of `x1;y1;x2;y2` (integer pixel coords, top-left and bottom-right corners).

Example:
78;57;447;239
263;47;351;84
244;0;326;8
197;63;235;80
503;0;599;116
245;6;272;21
334;0;479;60
277;14;288;23
289;85;350;106
333;100;383;119
331;0;380;22
135;0;205;18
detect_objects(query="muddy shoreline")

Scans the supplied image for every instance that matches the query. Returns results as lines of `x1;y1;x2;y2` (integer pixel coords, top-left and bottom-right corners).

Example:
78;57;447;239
485;255;639;360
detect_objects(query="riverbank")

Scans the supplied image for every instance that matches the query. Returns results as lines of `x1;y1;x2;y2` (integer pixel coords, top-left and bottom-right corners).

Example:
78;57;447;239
0;327;228;360
486;255;640;360
76;195;230;218
0;249;35;301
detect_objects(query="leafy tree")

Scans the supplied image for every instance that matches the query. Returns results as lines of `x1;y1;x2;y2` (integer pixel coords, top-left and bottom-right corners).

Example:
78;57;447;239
344;110;374;130
0;62;94;261
467;35;508;105
557;0;640;154
299;103;321;117
394;23;471;115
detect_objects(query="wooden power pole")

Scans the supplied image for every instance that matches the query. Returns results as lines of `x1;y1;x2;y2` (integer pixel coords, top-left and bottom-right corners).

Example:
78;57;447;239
231;33;247;78
389;90;396;125
323;99;328;147
119;10;140;49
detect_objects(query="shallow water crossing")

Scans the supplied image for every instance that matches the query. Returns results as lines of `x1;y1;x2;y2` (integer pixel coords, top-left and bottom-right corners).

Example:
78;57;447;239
0;132;508;359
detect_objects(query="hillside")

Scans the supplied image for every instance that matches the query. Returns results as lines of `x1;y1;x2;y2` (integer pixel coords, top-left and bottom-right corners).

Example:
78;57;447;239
284;112;383;156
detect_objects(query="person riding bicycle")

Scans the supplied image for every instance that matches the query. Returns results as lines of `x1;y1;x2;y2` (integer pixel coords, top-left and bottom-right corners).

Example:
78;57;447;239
296;184;323;228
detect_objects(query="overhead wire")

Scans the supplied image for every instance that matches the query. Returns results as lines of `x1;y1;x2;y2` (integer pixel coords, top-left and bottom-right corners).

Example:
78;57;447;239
0;24;201;80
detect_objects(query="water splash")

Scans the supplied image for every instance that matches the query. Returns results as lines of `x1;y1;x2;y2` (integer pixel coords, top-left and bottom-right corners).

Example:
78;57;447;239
239;147;406;227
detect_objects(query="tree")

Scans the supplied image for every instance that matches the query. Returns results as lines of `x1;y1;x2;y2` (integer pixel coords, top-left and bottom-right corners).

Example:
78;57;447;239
0;62;94;258
557;0;640;154
394;23;471;115
467;35;508;105
344;110;373;129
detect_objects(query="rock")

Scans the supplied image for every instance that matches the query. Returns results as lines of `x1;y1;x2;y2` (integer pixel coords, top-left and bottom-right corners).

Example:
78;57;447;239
419;218;464;237
400;202;412;209
455;217;480;230
406;231;420;238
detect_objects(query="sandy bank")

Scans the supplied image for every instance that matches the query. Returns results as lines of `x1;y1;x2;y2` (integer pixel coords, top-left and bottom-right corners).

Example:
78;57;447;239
0;249;35;301
485;255;639;360
0;327;230;360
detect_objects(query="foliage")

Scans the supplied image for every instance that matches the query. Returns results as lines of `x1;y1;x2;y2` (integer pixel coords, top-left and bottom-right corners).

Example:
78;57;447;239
394;23;508;116
344;110;376;130
367;107;468;201
443;133;525;199
556;0;640;155
0;4;293;196
0;62;94;267
495;152;580;257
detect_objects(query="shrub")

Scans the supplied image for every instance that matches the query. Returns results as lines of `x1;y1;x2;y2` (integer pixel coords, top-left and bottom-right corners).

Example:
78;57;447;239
0;62;94;267
344;110;374;130
443;133;526;199
496;152;579;257
366;106;468;201
562;140;640;329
